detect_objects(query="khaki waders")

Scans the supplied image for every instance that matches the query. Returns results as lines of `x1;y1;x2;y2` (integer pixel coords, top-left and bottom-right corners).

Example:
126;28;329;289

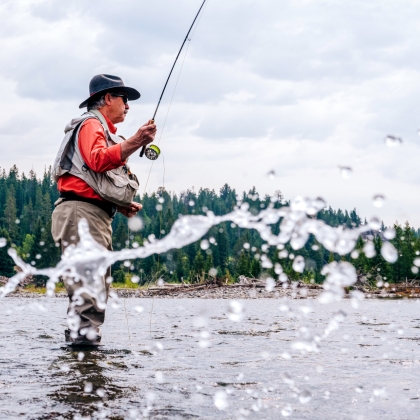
51;199;113;343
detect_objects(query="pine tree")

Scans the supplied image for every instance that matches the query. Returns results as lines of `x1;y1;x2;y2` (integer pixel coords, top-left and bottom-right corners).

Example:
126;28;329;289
236;250;251;277
3;185;19;242
0;229;15;277
217;226;229;272
250;258;261;279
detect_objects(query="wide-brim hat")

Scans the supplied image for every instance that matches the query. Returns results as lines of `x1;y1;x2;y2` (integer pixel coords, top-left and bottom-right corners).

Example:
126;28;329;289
79;74;141;109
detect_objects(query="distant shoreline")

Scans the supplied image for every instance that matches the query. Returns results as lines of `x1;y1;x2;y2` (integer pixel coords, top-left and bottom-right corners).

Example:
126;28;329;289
5;283;420;299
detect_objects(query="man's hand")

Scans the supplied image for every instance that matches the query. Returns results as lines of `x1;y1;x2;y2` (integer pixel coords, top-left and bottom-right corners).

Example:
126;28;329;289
121;121;157;160
117;202;143;218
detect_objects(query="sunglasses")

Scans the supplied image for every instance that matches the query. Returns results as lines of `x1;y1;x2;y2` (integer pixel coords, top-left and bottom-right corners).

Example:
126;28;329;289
111;93;129;104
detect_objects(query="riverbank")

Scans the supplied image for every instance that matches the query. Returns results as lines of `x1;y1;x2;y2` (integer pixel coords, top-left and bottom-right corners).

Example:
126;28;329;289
5;282;420;299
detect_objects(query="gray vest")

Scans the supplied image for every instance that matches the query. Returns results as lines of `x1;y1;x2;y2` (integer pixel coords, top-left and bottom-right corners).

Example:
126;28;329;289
52;110;139;207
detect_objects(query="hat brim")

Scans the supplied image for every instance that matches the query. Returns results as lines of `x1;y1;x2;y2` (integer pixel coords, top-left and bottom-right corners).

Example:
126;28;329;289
79;86;141;109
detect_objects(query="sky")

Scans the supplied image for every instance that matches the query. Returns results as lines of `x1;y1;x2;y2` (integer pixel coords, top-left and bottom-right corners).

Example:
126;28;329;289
1;0;420;226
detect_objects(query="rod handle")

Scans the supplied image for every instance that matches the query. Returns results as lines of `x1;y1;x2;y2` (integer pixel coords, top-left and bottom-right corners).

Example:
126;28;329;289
139;119;155;157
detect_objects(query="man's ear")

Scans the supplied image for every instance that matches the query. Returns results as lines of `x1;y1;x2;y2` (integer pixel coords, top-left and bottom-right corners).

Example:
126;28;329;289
104;93;113;105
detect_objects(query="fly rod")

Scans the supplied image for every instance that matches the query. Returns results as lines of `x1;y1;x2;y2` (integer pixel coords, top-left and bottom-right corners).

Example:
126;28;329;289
140;0;207;160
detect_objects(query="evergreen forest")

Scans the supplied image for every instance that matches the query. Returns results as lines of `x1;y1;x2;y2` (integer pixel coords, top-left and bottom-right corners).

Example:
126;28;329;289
1;165;420;287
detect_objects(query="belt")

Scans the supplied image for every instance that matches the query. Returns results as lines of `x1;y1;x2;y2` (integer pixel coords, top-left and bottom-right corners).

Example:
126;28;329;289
59;192;117;219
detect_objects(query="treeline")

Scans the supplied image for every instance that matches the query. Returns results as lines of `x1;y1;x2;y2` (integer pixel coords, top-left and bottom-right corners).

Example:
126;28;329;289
0;165;419;286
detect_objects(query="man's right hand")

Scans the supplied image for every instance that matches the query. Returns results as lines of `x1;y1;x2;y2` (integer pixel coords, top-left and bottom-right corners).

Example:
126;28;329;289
121;121;157;160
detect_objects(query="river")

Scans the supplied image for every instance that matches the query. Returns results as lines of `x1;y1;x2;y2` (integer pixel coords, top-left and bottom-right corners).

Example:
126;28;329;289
1;297;419;419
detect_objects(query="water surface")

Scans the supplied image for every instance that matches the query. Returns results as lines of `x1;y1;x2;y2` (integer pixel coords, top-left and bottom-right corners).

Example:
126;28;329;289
1;297;420;419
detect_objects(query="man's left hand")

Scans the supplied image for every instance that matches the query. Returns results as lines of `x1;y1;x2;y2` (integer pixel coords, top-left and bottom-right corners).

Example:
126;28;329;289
117;202;143;218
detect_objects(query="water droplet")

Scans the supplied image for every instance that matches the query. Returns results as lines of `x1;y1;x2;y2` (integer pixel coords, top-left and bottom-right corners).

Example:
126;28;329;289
227;300;244;322
373;194;385;208
128;217;143;232
208;267;217;277
84;382;93;393
281;404;293;417
200;239;209;250
214;391;229;410
60;364;70;372
385;135;402;147
265;277;276;292
363;242;376;258
267;170;276;180
96;388;106;397
384;228;395;240
299;390;312;404
0;238;6;248
381;242;398;263
155;371;164;383
338;166;353;179
369;216;381;230
292;255;305;273
373;387;386;397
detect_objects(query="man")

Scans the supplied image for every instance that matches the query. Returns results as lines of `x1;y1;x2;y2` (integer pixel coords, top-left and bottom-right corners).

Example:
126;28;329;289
51;74;156;345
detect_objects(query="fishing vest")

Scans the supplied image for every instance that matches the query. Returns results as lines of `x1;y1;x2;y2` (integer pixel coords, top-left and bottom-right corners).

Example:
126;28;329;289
52;110;139;207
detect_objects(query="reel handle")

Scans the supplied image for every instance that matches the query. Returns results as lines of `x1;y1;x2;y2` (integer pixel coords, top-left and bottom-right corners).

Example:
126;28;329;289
139;119;155;157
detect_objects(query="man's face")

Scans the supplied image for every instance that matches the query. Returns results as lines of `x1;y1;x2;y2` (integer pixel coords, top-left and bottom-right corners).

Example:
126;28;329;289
104;92;129;124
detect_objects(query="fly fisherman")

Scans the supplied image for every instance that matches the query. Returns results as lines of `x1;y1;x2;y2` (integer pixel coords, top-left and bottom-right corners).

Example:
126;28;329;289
51;74;156;345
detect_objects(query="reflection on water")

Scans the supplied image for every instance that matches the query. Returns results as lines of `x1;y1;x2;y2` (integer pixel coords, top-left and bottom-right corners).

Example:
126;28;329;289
49;348;126;417
1;297;420;419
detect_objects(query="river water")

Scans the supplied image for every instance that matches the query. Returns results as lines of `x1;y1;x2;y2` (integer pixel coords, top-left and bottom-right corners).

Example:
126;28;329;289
1;297;420;419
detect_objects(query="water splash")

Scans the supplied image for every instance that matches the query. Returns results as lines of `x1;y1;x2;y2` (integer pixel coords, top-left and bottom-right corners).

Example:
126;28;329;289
0;196;373;300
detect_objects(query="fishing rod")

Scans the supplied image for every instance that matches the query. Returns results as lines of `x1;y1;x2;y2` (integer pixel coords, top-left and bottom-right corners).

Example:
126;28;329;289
139;0;207;160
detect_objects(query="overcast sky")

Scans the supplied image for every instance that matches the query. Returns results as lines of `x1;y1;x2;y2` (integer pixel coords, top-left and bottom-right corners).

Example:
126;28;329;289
1;0;420;226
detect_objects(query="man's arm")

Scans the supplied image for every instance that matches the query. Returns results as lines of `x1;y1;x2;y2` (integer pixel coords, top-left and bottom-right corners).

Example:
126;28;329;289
120;121;157;161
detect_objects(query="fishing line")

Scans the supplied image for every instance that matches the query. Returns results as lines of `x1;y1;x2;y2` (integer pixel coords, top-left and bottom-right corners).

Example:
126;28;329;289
148;154;166;336
141;0;207;195
142;0;208;336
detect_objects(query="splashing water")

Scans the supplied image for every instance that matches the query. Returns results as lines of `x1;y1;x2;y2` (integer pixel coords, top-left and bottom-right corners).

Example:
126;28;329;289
0;195;396;417
0;196;373;301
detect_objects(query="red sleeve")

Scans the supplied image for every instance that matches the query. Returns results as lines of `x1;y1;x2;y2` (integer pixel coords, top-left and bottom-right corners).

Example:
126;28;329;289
78;118;125;173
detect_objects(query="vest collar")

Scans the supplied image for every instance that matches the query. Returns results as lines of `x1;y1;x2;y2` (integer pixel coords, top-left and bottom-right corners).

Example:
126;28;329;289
89;110;117;134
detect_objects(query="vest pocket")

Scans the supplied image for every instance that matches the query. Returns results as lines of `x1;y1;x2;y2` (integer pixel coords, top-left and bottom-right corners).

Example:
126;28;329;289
97;169;139;206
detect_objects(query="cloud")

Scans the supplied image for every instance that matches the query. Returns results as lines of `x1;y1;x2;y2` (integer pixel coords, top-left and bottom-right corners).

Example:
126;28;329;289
1;0;420;226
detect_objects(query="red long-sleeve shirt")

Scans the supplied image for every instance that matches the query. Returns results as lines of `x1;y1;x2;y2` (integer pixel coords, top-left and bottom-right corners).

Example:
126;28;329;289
58;112;125;201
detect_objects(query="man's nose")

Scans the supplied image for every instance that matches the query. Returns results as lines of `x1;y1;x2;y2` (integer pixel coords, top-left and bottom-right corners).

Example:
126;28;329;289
125;103;129;110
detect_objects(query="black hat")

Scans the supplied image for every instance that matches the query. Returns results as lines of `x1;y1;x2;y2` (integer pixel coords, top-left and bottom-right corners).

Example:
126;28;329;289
79;74;141;109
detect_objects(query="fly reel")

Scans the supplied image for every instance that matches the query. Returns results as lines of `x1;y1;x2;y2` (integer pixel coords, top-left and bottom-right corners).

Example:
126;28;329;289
144;144;161;160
